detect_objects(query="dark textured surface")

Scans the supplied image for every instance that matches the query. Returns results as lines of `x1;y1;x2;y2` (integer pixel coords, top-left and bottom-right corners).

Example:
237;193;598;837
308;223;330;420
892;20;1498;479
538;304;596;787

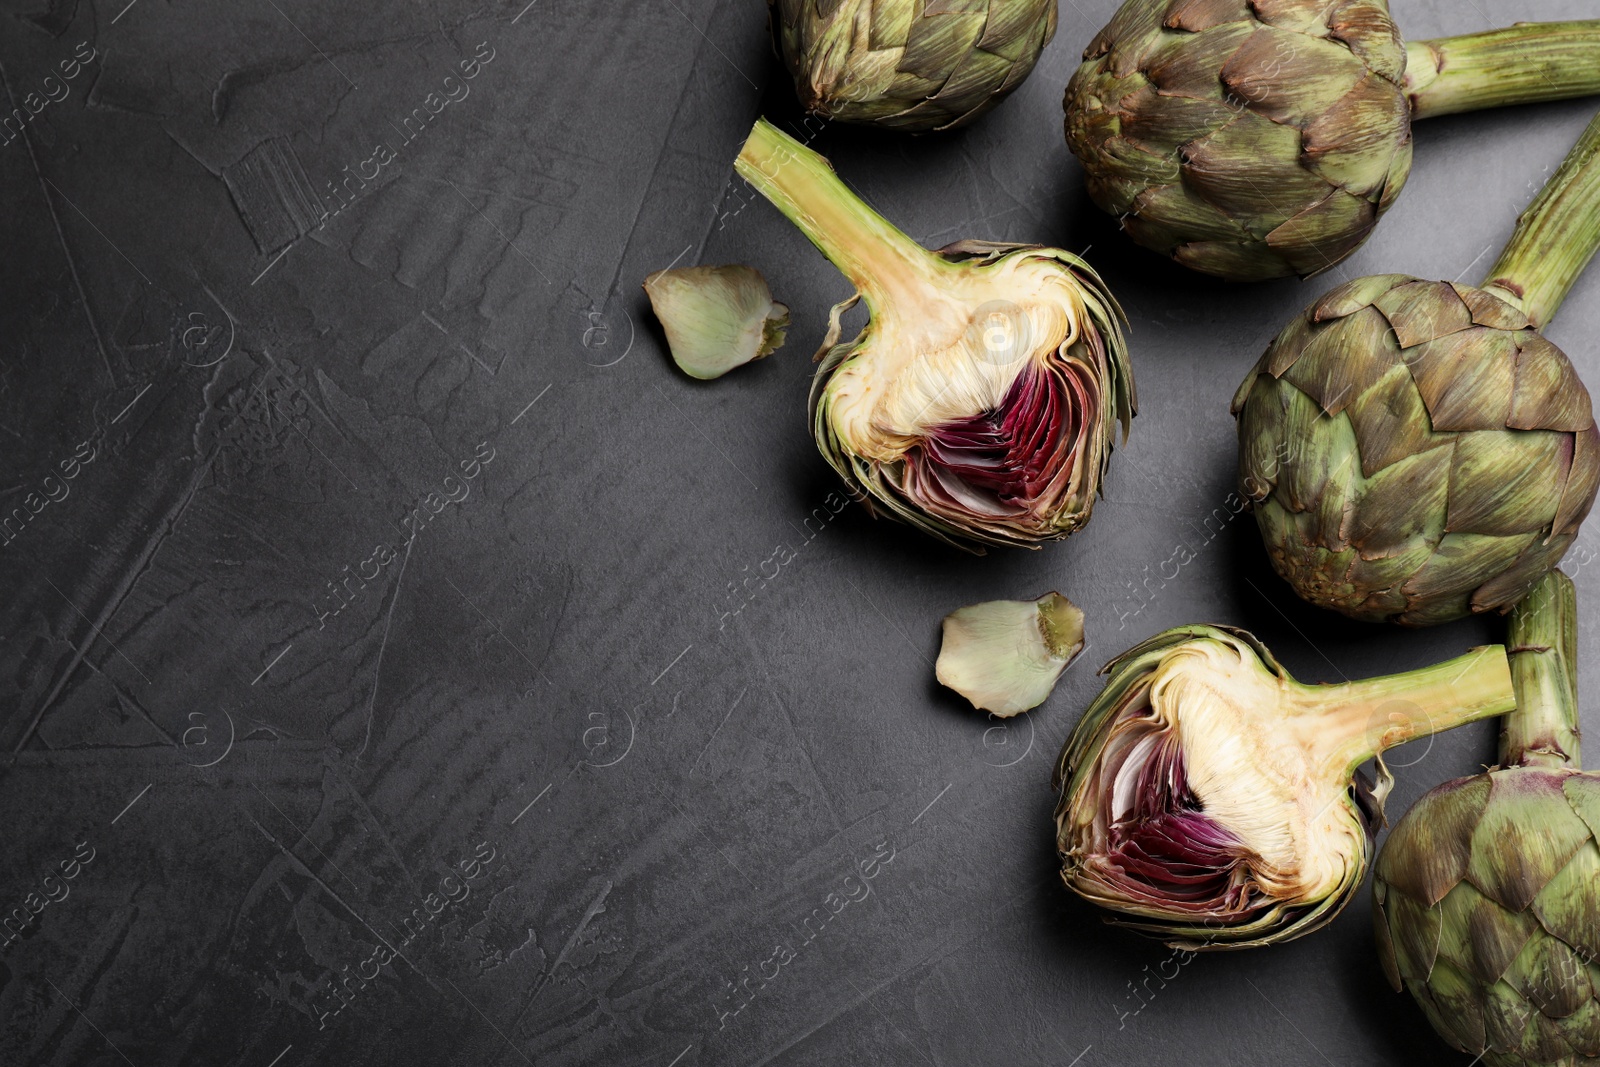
0;1;1595;1064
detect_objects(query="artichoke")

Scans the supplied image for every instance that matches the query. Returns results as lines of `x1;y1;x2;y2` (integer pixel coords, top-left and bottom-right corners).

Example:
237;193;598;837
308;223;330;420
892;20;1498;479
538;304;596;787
1374;570;1600;1066
772;0;1058;133
1064;4;1600;280
734;118;1134;550
1233;108;1600;625
1053;624;1515;949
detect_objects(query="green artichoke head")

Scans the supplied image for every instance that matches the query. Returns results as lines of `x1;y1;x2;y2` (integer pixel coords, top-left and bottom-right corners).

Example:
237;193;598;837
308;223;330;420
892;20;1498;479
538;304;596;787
773;0;1059;132
1375;571;1600;1066
1376;769;1600;1066
1233;274;1600;626
1064;0;1413;281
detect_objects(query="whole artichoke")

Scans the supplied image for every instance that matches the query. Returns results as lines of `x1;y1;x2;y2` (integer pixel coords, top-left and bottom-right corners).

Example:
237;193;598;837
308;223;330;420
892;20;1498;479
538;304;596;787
1064;3;1600;280
1374;570;1600;1066
1233;109;1600;625
735;119;1134;550
773;0;1058;132
1232;274;1599;625
1052;623;1515;949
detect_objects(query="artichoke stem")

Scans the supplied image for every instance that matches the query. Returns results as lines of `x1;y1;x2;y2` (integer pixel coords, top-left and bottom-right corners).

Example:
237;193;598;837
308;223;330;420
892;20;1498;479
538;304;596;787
734;118;947;314
1405;22;1600;121
1310;646;1517;779
1503;570;1582;769
1480;108;1600;327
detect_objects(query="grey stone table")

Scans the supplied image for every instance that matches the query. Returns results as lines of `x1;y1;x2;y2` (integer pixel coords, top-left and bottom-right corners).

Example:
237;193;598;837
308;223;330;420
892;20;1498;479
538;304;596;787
0;0;1594;1063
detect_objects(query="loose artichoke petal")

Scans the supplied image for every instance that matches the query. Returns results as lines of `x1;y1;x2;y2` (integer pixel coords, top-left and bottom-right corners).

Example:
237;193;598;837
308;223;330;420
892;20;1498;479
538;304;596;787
643;265;789;380
936;592;1085;717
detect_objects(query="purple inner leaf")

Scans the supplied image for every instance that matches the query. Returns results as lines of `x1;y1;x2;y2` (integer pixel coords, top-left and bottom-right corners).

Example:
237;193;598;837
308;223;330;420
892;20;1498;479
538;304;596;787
902;359;1093;523
1092;713;1259;917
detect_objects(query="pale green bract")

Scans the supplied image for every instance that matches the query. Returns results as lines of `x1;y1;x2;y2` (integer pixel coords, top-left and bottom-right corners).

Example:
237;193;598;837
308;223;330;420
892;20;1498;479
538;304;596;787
644;264;790;380
935;592;1085;717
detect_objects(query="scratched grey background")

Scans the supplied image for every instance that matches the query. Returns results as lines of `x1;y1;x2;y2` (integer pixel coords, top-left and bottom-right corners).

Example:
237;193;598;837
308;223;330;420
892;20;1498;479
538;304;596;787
1;0;1597;1064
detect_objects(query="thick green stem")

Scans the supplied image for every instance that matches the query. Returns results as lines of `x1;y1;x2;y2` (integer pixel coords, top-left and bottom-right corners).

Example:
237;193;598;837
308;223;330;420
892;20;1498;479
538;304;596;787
1405;22;1600;121
1503;570;1581;769
1307;646;1516;778
1480;108;1600;327
733;118;945;313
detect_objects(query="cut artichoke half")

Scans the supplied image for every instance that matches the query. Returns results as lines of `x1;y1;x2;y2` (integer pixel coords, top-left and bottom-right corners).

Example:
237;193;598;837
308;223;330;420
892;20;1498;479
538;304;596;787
643;264;789;380
936;591;1085;717
1053;624;1516;949
734;119;1135;551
